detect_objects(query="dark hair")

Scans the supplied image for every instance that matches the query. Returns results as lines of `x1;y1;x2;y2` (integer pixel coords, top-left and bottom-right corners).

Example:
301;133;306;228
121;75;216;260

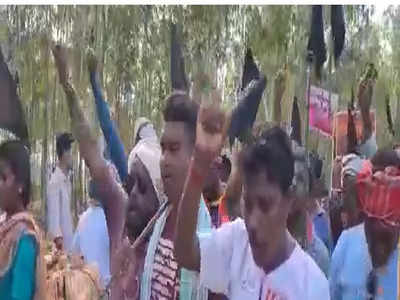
163;93;199;145
222;154;231;176
242;126;294;194
56;132;74;159
371;149;400;170
88;179;98;200
0;140;31;207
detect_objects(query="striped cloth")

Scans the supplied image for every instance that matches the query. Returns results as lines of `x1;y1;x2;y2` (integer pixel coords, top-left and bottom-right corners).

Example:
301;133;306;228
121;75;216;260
357;161;400;227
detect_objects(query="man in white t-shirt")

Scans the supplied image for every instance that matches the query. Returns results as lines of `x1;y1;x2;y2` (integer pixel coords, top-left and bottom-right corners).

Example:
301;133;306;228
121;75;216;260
72;179;111;288
174;117;329;300
47;132;75;252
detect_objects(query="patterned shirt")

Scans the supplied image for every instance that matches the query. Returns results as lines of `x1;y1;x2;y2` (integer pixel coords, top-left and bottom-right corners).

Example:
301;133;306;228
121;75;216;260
151;238;180;300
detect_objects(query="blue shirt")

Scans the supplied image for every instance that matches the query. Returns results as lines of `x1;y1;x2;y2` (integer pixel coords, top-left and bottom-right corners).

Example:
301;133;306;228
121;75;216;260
330;223;398;300
72;205;111;287
90;71;128;182
313;211;332;252
307;225;330;277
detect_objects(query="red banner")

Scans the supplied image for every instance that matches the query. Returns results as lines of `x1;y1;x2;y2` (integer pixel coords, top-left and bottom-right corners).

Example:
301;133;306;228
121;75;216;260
308;86;338;137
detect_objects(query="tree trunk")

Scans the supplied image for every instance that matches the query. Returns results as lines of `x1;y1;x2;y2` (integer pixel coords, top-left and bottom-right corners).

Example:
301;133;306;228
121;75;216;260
40;8;50;228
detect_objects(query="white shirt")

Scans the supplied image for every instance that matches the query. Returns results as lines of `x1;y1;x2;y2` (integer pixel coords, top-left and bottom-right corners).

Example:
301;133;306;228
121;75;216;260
72;205;111;287
199;218;330;300
47;166;74;252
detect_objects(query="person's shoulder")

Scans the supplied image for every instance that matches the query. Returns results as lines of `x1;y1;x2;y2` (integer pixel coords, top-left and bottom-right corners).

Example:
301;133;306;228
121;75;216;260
204;218;246;241
77;206;104;228
346;223;364;234
221;218;246;233
77;207;92;224
338;223;365;244
217;218;248;244
290;244;328;280
17;232;39;257
293;245;330;298
48;167;63;186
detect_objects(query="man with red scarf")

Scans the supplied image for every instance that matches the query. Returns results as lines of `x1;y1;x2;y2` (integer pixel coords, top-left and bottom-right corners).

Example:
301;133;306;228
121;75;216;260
330;149;400;300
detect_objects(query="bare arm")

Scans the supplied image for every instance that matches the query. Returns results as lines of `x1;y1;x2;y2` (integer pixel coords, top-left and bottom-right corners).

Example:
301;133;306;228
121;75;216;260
361;106;372;143
174;157;206;271
273;69;285;125
175;89;229;271
358;79;374;143
52;45;104;176
224;151;242;219
52;45;126;250
347;106;357;154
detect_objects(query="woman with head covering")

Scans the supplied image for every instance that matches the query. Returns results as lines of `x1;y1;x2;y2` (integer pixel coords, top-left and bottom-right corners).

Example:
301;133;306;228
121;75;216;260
124;138;164;240
128;117;159;179
330;149;400;300
107;138;165;300
132;117;158;148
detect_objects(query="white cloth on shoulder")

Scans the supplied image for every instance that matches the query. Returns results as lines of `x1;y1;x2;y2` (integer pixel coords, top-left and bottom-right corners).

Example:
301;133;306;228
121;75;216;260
341;154;364;181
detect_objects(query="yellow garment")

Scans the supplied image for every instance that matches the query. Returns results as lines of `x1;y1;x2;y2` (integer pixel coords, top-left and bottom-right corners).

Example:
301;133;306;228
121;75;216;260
0;212;48;300
47;252;104;300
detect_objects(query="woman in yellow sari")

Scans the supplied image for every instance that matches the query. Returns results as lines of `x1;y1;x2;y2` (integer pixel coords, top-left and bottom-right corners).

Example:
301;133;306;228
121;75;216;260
0;140;46;300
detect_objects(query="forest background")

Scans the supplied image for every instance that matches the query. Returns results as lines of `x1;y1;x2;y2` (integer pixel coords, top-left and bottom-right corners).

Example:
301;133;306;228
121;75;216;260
0;5;398;227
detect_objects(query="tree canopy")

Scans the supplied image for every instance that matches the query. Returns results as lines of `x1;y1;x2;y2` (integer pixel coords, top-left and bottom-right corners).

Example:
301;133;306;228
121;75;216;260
0;5;397;224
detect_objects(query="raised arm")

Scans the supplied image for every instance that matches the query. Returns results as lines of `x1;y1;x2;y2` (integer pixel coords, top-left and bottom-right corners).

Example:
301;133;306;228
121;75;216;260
52;45;103;173
174;88;229;271
224;150;242;219
273;68;285;125
358;80;373;143
347;105;357;154
88;53;128;182
358;64;376;144
52;45;126;250
357;77;377;158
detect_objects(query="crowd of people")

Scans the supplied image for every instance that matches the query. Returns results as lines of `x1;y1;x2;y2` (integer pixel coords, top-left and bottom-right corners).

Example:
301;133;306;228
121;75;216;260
0;40;399;300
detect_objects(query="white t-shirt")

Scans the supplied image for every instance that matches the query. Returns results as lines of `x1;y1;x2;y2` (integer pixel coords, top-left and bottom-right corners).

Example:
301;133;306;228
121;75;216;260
47;166;74;252
199;218;330;300
72;205;111;287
